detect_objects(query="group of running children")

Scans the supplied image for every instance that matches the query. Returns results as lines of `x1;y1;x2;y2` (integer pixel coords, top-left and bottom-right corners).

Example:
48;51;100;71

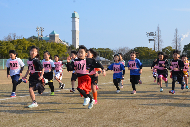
151;50;189;94
5;45;188;109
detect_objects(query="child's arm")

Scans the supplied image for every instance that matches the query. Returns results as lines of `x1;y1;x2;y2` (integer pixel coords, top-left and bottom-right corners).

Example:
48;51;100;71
7;67;10;78
23;69;29;79
39;68;44;80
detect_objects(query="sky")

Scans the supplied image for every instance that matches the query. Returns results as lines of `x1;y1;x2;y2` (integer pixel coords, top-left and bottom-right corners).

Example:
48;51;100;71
0;0;190;51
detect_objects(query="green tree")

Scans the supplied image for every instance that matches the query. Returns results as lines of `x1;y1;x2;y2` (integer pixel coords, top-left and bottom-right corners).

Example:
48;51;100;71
162;46;175;59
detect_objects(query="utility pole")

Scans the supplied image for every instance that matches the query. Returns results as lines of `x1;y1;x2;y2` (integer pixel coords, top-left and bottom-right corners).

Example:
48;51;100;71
155;25;162;51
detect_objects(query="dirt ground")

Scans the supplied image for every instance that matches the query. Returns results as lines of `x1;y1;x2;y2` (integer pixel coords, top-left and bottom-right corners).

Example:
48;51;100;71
0;67;190;127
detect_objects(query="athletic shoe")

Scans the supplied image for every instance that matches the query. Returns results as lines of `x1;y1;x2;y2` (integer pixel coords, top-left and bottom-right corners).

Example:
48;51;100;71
160;88;163;92
94;99;97;104
22;78;27;83
59;83;65;89
186;86;189;89
116;90;120;93
165;81;168;87
70;89;75;93
157;82;160;85
96;85;99;90
83;97;90;106
50;92;54;96
131;90;136;94
139;80;142;84
28;102;38;108
154;79;156;82
88;99;95;109
120;85;123;88
169;90;175;94
181;85;184;90
10;92;16;97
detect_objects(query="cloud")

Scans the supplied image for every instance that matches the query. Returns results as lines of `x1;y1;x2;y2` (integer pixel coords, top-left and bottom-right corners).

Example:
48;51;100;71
181;32;190;42
172;8;190;12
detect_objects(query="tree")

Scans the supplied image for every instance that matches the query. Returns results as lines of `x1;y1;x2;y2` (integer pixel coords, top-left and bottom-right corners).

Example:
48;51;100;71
113;46;131;60
154;25;163;51
162;46;175;59
182;43;190;58
172;28;181;51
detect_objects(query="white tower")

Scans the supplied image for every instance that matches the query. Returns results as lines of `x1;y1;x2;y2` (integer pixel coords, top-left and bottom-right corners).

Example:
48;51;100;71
72;11;79;49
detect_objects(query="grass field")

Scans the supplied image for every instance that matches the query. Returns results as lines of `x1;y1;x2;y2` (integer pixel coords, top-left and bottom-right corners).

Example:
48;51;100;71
0;67;190;127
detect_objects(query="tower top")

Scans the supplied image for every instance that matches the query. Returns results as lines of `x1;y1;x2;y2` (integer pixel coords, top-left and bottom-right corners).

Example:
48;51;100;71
50;30;58;35
72;11;79;19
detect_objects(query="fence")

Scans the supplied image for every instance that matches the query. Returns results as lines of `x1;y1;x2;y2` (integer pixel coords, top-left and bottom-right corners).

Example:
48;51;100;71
0;59;155;69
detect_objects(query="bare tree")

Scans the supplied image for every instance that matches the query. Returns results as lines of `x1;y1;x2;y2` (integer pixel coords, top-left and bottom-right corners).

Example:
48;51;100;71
172;28;181;51
3;33;23;41
113;46;131;60
154;25;163;51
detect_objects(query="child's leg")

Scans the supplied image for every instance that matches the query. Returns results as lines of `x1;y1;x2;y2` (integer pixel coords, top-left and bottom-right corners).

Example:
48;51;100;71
29;86;36;101
77;87;92;103
113;79;120;90
71;80;75;89
184;76;188;86
172;75;177;90
48;81;54;92
159;76;162;88
54;76;61;83
132;82;136;91
92;84;97;101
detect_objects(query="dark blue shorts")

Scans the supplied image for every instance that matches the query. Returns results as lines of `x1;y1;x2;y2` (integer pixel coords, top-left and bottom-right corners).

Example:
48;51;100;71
11;74;20;82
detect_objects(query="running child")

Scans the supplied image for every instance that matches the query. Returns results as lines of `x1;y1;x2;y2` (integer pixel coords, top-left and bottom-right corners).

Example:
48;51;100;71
87;48;104;104
70;51;78;93
23;46;44;108
118;53;125;88
151;59;158;83
42;51;55;96
181;54;189;89
6;50;26;97
54;55;65;89
106;54;125;93
127;51;142;94
153;52;169;92
169;50;185;94
67;45;105;109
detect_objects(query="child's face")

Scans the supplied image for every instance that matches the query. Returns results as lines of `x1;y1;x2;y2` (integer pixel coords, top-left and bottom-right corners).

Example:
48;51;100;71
87;51;93;58
9;53;16;59
70;53;76;59
78;49;87;59
173;53;179;60
119;55;123;61
54;56;59;62
114;56;119;62
30;48;38;59
130;53;136;60
44;53;50;60
182;57;187;62
158;54;164;60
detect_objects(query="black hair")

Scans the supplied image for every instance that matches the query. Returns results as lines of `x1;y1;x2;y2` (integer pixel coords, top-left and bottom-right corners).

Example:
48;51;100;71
118;53;123;58
158;52;168;60
44;50;50;55
54;55;59;58
88;48;98;58
173;50;179;54
78;45;87;52
9;50;17;56
113;54;120;62
181;54;187;58
30;45;40;59
130;51;139;55
71;50;77;55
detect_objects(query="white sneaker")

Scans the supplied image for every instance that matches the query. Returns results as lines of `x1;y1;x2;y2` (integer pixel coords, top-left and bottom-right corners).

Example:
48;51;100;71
160;88;163;92
116;90;120;93
88;99;95;109
83;97;90;106
28;102;38;108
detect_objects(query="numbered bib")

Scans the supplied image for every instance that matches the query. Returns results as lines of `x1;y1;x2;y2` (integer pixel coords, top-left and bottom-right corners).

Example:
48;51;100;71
10;60;19;70
54;62;62;71
43;61;52;71
27;60;35;73
158;61;165;70
113;64;121;73
74;60;88;74
172;62;179;71
128;61;137;69
183;62;189;72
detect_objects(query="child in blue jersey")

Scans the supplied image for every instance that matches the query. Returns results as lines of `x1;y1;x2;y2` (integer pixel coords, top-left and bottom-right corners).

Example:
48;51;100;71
106;54;125;93
127;51;142;94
